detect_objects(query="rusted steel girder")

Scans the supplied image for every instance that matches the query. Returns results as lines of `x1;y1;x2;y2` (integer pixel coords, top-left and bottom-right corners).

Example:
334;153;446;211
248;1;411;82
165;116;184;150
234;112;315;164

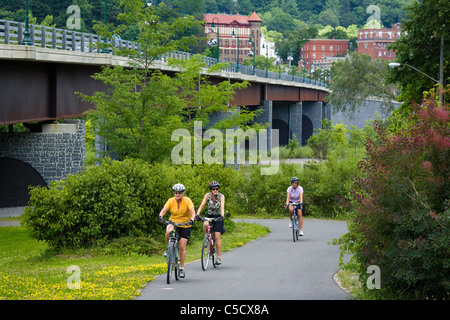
0;60;104;125
0;60;327;126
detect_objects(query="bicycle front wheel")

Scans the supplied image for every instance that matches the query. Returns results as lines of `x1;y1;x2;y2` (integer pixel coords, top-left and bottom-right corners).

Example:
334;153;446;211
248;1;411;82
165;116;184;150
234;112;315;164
212;242;217;268
292;216;298;242
201;235;210;271
174;243;179;281
166;242;175;284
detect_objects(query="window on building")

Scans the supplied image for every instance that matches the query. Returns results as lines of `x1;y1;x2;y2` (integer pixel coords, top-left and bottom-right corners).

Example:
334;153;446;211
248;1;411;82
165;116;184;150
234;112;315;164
313;45;316;51
336;45;339;51
378;51;382;57
322;45;325;51
312;53;316;58
330;45;333;51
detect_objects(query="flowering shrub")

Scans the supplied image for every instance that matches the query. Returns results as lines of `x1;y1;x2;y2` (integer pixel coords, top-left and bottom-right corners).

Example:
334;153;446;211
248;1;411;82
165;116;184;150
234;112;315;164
338;92;449;299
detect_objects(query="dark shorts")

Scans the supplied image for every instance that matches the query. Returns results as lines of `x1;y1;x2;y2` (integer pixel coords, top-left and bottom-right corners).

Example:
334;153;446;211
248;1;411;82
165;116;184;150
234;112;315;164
206;215;225;234
177;227;191;240
289;201;302;212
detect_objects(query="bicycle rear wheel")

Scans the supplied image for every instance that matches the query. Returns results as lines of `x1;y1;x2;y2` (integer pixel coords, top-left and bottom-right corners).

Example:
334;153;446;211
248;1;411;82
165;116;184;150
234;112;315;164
201;235;210;271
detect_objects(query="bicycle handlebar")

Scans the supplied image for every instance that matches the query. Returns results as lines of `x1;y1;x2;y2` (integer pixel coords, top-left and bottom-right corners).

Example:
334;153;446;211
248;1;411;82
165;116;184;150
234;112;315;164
284;202;304;209
159;218;192;227
195;212;230;222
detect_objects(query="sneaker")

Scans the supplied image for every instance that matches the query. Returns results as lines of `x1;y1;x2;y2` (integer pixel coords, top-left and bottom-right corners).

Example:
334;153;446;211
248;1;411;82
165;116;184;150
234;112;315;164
163;249;167;257
299;229;304;236
289;221;292;228
216;257;222;265
179;268;185;278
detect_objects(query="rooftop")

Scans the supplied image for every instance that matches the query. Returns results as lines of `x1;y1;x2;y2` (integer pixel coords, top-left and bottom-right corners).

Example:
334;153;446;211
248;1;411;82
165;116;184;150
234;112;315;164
204;11;262;25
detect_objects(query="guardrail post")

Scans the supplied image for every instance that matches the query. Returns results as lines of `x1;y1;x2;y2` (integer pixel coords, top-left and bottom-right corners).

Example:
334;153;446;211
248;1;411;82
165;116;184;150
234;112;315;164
62;29;66;50
30;24;35;45
72;31;76;51
18;23;23;45
4;21;10;44
41;26;45;48
52;28;57;49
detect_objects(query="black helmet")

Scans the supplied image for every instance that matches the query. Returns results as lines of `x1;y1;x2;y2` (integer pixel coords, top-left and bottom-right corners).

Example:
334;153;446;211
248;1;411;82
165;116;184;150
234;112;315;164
290;177;299;183
209;181;220;189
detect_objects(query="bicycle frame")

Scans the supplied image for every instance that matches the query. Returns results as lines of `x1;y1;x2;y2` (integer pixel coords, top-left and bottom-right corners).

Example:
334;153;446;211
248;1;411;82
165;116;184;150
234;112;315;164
287;203;301;242
201;217;218;271
161;220;190;284
197;213;229;271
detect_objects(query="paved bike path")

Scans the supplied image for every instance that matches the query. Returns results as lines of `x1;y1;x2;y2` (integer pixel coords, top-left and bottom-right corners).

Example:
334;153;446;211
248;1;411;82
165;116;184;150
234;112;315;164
136;219;351;300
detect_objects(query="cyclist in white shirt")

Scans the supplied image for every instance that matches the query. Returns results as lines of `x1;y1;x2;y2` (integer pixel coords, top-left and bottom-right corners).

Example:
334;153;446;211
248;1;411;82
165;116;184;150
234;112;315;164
284;177;304;236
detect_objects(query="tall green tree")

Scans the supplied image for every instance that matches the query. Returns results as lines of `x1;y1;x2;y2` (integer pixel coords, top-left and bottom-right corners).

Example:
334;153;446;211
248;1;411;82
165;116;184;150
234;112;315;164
79;0;260;163
388;0;449;113
327;52;397;118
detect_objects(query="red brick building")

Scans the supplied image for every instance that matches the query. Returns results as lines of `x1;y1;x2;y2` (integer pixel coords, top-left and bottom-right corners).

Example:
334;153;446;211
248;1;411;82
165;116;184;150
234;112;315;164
300;39;349;70
356;23;402;60
204;12;262;63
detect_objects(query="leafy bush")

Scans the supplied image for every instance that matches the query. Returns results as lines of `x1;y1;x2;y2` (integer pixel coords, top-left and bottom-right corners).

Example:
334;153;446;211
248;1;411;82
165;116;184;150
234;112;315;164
235;156;359;218
337;93;450;299
23;158;242;249
301;154;360;218
236;163;301;216
24;158;167;248
307;119;348;159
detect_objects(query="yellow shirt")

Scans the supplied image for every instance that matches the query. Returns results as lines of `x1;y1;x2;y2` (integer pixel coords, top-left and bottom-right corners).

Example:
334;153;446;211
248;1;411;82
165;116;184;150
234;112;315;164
164;196;194;227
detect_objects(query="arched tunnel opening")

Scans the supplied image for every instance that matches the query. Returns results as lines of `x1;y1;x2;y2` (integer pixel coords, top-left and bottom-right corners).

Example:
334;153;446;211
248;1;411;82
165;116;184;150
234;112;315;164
272;119;290;146
301;115;313;146
0;157;47;208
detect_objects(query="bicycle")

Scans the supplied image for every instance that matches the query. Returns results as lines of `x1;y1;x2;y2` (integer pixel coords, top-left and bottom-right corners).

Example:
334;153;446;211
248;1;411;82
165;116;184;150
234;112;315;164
285;203;302;242
160;219;191;284
197;214;229;271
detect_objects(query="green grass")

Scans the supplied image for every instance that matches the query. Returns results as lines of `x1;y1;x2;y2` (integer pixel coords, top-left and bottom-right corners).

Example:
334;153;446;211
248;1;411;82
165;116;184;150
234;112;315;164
0;222;269;300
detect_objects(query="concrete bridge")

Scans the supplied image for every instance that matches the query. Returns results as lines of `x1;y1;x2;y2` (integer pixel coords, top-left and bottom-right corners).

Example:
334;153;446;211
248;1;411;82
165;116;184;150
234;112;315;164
0;20;330;207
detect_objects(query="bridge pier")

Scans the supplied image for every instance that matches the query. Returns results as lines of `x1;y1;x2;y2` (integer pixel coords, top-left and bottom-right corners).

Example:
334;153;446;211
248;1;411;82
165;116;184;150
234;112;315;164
258;100;330;147
0;120;85;207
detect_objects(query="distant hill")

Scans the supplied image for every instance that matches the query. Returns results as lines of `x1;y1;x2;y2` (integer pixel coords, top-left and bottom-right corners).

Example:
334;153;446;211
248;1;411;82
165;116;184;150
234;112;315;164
1;0;410;36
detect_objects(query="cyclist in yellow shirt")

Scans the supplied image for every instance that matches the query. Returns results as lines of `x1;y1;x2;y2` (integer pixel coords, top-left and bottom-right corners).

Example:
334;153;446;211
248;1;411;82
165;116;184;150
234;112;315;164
158;183;196;278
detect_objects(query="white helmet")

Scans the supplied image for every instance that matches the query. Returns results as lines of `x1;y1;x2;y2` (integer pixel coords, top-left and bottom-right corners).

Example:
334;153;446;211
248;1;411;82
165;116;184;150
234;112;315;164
172;183;185;192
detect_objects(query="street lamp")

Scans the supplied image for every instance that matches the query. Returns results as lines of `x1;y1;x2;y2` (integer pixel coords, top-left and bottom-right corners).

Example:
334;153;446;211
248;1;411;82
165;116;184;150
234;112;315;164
101;0;110;54
232;28;240;73
288;53;294;80
389;62;444;103
275;49;281;79
389;62;439;83
210;17;220;63
262;43;268;78
249;29;256;75
21;0;32;45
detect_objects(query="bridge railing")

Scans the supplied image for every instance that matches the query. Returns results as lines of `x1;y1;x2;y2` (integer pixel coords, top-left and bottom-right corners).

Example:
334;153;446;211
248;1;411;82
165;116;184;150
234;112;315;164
163;50;326;87
0;19;327;88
